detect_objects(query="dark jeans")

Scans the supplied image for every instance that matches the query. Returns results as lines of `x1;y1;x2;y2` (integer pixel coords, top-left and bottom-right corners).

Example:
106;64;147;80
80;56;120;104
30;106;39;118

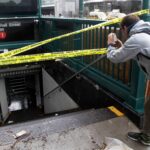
143;96;150;135
143;80;150;135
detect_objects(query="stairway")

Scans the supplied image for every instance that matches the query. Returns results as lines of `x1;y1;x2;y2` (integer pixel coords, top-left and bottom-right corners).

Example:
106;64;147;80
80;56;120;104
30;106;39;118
7;76;27;96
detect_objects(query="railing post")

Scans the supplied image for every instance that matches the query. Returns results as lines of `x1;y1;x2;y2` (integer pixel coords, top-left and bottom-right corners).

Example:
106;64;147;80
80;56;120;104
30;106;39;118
38;0;42;18
127;61;146;113
79;0;83;18
142;0;150;21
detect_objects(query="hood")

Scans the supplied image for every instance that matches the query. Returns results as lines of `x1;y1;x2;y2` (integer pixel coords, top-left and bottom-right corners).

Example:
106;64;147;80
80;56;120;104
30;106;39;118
129;20;150;36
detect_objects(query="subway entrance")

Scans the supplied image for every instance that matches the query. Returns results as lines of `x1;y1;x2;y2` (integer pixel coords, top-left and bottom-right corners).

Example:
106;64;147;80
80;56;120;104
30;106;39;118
0;61;116;126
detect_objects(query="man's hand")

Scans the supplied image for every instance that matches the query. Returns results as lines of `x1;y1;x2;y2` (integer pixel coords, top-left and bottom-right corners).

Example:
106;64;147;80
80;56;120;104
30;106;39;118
107;33;117;45
107;33;122;48
113;39;123;48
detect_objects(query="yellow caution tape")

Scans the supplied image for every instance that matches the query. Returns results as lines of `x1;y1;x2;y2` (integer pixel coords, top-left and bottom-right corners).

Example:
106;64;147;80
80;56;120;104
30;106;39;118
0;48;107;66
0;9;149;59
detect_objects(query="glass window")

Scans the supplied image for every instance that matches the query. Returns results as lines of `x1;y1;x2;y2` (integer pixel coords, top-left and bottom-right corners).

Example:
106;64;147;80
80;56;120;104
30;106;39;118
0;0;38;16
84;0;142;20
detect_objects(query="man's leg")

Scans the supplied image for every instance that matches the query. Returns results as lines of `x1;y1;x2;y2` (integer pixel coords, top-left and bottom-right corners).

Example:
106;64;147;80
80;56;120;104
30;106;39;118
143;80;150;135
128;80;150;145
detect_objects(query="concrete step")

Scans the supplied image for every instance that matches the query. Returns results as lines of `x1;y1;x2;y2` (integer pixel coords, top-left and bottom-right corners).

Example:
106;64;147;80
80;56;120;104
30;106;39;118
0;108;116;143
0;108;116;132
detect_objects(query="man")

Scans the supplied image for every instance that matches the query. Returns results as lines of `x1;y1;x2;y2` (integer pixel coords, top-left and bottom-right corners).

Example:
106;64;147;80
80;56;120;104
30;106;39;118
107;15;150;146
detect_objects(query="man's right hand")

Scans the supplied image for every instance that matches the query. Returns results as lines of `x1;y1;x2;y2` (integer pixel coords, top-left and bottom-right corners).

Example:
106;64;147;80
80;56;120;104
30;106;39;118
107;33;117;45
113;39;123;48
107;33;122;48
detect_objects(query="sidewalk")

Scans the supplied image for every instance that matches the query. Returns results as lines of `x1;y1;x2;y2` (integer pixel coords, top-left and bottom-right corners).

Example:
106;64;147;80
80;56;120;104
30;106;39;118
0;111;149;150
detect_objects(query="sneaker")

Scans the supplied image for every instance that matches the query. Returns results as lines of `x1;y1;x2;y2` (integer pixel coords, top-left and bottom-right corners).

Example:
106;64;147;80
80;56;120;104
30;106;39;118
128;132;150;146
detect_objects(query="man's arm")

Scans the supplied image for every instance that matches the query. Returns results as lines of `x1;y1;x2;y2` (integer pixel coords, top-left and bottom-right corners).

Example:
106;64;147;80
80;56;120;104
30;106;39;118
107;36;141;63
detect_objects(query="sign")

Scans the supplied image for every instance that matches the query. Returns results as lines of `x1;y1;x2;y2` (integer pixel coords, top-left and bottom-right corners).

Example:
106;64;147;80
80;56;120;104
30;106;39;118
0;32;6;39
0;20;35;42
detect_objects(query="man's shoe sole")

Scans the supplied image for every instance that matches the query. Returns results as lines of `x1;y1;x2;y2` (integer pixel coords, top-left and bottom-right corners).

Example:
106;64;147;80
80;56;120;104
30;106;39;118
128;135;150;146
141;140;150;146
127;135;138;141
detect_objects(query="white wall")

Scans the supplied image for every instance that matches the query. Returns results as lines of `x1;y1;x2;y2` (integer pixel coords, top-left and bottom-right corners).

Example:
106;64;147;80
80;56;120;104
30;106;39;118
42;0;55;6
55;0;79;17
0;78;9;122
42;69;78;114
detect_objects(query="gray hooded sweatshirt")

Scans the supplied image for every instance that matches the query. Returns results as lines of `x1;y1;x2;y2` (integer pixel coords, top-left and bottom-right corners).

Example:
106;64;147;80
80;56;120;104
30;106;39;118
107;20;150;79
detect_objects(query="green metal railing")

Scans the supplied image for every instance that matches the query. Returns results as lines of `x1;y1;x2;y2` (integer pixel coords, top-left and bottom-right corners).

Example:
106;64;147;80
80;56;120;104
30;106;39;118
0;0;148;114
40;17;147;113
